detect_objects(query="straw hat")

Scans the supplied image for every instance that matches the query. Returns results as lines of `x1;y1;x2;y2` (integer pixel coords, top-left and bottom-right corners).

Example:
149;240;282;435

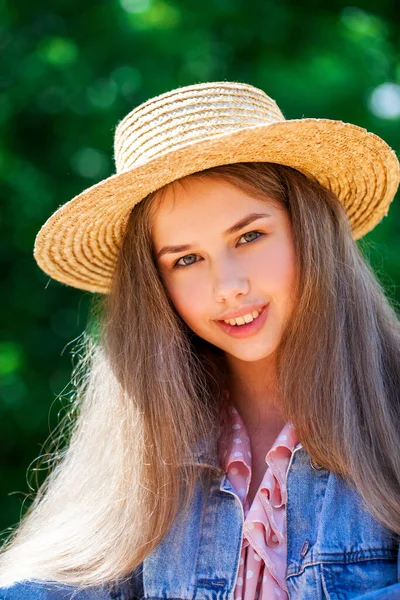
34;81;400;294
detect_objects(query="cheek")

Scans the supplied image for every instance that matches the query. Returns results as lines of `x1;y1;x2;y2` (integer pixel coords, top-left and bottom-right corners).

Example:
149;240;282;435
164;275;208;324
253;244;296;292
268;244;298;318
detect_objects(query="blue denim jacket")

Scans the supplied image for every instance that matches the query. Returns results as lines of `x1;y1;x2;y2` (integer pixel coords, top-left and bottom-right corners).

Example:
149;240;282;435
1;443;399;599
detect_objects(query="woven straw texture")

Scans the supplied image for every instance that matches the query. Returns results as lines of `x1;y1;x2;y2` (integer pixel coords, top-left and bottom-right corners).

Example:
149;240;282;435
34;81;400;293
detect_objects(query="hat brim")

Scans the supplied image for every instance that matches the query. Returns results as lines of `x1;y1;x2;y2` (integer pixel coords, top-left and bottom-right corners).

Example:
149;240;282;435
34;118;400;293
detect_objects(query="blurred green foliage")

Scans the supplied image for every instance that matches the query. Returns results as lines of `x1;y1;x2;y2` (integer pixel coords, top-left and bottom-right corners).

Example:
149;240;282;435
1;0;400;536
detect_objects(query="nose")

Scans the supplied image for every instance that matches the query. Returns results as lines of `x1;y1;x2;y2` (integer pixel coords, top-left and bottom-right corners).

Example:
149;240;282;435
213;259;250;303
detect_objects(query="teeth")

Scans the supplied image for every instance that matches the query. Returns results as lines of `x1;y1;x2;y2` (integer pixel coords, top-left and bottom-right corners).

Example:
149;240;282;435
224;309;261;326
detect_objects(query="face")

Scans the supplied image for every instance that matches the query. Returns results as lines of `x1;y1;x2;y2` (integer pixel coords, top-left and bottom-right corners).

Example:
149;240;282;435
151;175;297;364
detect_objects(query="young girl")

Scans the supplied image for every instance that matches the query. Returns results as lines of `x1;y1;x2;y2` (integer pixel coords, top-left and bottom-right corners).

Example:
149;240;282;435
0;82;399;600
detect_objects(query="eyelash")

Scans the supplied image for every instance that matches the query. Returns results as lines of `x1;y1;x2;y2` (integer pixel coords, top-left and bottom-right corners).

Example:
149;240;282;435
172;230;264;269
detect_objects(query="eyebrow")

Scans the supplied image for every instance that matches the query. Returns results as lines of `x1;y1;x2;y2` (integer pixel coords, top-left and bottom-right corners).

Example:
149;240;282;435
156;212;271;260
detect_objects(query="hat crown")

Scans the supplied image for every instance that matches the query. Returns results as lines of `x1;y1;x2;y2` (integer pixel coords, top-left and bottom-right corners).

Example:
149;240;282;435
114;82;285;173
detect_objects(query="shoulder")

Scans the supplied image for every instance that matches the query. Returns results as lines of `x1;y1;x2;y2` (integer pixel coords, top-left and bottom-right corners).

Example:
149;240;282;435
0;581;113;600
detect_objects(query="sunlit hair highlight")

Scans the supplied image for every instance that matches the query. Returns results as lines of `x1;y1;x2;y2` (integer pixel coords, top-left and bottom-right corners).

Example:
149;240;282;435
0;162;399;588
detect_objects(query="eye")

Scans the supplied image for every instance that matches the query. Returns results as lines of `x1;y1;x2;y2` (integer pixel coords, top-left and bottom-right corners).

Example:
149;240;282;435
174;253;198;268
173;230;263;269
237;230;262;245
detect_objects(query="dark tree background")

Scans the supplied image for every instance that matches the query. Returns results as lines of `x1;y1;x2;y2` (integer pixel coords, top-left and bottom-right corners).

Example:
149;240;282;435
1;0;399;536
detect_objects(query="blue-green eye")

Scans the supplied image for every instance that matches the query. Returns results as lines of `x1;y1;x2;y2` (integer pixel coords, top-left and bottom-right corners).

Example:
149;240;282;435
175;254;198;268
238;230;261;245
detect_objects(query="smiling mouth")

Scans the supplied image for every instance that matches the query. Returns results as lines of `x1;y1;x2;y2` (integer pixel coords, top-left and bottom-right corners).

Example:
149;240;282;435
217;303;269;326
215;303;269;337
222;309;262;326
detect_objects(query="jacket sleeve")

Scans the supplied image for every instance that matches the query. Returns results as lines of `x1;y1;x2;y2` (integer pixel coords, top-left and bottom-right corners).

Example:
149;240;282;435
0;581;113;599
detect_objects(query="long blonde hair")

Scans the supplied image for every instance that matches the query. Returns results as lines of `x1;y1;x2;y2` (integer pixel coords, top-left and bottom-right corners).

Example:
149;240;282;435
0;162;399;588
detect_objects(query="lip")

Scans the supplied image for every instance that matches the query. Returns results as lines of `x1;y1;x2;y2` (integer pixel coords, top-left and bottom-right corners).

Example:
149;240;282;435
216;303;268;321
215;304;269;339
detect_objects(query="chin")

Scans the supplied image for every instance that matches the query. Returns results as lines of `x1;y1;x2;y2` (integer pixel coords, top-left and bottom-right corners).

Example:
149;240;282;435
225;344;278;363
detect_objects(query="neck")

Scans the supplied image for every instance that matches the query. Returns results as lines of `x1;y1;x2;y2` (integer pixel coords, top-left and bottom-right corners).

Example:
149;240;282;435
225;352;286;438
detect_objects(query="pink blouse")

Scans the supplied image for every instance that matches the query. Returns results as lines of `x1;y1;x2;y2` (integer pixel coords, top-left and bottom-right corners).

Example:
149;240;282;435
220;406;299;600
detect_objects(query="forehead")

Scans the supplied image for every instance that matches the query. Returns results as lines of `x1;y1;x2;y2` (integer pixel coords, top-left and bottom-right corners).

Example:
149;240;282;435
151;175;283;233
